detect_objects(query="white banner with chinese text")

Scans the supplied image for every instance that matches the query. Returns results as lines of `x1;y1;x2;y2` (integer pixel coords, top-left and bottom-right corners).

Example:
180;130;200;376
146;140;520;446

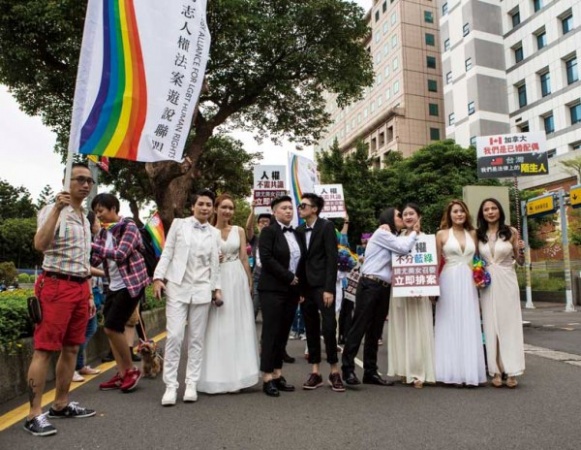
392;234;440;297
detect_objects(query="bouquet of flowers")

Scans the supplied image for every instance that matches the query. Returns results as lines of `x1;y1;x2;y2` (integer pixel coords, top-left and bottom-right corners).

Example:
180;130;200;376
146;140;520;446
472;256;491;289
338;245;358;272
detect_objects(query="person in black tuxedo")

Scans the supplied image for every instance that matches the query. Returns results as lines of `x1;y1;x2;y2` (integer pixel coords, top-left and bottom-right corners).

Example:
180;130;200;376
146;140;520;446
258;195;305;397
297;193;344;392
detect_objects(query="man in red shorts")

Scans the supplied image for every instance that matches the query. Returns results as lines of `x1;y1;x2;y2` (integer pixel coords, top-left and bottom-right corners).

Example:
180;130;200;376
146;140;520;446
25;162;97;437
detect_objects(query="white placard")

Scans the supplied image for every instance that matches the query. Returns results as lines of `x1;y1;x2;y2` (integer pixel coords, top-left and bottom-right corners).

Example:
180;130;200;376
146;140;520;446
314;184;346;219
253;165;287;214
392;234;440;297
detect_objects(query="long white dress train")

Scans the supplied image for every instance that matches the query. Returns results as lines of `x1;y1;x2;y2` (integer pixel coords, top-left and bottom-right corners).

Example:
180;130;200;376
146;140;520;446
434;229;486;386
197;226;260;393
478;238;525;377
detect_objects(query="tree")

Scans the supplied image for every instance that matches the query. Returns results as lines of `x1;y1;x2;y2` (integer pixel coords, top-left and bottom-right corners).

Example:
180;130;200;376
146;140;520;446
0;218;40;268
0;261;18;284
560;156;581;183
36;184;55;210
0;0;374;228
0;179;36;221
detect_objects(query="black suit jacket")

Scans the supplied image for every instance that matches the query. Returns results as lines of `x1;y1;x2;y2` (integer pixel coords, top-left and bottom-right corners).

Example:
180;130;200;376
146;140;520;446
297;217;338;293
257;222;305;293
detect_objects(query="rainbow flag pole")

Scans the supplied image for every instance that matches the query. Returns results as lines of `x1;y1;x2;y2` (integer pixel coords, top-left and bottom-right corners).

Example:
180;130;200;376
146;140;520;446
144;211;165;257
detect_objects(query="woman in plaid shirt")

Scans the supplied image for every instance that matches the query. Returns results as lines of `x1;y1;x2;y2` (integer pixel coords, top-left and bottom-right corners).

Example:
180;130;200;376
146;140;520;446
90;193;150;393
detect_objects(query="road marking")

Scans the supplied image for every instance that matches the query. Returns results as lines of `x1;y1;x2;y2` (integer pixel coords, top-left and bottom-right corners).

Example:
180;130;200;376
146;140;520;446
559;327;575;331
0;331;167;432
524;344;581;367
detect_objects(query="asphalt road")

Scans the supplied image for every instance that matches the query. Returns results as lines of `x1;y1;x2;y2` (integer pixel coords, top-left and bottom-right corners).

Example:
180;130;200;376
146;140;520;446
1;316;581;450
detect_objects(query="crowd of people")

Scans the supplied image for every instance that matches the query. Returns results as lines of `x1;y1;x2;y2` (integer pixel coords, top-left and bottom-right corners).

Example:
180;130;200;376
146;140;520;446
23;162;526;437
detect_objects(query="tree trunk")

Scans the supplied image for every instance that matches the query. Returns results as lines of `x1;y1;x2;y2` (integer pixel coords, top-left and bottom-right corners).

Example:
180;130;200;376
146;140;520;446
128;200;143;227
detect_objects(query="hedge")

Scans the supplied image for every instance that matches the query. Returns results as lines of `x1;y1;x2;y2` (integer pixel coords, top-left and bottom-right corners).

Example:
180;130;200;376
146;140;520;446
0;286;164;354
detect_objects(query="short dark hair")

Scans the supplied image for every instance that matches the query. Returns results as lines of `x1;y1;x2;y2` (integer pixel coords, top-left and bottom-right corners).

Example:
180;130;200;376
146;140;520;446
301;193;325;215
189;188;216;207
64;162;90;178
91;193;120;213
270;195;293;209
257;213;271;222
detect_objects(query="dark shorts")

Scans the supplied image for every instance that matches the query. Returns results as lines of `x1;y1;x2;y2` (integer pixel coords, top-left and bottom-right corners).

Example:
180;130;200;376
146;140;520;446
33;273;90;351
103;288;143;333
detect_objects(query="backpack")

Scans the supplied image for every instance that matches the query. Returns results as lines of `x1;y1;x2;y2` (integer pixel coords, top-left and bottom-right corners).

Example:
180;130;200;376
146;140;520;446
119;218;159;278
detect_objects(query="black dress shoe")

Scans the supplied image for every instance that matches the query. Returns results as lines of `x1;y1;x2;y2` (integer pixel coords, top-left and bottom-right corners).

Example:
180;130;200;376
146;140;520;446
283;352;295;364
263;380;280;397
273;376;295;392
362;373;394;386
343;371;361;386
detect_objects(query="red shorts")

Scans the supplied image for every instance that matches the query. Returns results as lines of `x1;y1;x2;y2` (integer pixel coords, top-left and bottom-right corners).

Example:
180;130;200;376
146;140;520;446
33;273;90;351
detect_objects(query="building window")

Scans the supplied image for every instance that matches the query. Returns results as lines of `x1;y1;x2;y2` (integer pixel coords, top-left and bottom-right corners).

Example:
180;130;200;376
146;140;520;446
375;32;380;43
533;0;542;13
385;66;390;77
382;1;387;13
547;149;557;158
384;43;390;56
562;14;573;34
378;132;385;147
425;33;435;46
517;84;527;108
468;101;475;115
391;35;398;48
387;126;394;142
391;12;397;25
386;87;391;99
470;136;477;147
540;71;551;97
518;122;530;133
572;141;581;151
430;128;441;140
429;103;439;116
566;57;578;84
543;113;555;134
448;113;455;126
571;102;581;124
465;57;473;71
428;79;438;92
375;11;380;22
446;71;452;84
427;56;437;69
536;30;547;50
375;53;381;64
444;38;450;51
371;137;377;151
393;57;399;71
424;11;434;23
383;22;389;35
393;80;400;93
511;9;521;28
377;94;383;107
514;44;524;63
463;23;470;37
442;3;448;16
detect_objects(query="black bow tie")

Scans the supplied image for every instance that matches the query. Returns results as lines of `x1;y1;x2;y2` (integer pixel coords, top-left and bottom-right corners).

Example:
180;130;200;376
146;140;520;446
282;226;294;233
304;226;313;232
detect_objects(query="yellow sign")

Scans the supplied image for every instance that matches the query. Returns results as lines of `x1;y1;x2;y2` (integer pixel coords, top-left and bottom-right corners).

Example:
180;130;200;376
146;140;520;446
526;194;556;217
570;185;581;209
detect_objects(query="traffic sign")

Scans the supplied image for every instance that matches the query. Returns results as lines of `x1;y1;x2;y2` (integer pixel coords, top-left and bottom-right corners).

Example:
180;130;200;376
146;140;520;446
526;194;557;218
570;184;581;209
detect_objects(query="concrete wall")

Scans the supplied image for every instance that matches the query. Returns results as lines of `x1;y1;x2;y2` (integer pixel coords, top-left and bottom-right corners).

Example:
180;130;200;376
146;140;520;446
0;307;166;404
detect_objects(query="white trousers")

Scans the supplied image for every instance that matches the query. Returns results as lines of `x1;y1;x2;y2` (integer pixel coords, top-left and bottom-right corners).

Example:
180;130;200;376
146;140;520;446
163;298;211;389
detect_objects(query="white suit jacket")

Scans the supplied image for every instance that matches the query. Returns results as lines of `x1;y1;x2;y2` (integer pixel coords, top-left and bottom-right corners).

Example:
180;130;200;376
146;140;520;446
153;217;221;291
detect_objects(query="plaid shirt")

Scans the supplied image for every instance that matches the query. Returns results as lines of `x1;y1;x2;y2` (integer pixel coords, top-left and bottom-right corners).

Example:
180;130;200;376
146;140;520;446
91;219;150;298
38;204;91;277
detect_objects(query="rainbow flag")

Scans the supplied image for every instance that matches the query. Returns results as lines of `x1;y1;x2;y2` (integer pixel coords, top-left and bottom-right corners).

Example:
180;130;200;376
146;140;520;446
144;212;165;257
69;0;211;162
288;152;318;226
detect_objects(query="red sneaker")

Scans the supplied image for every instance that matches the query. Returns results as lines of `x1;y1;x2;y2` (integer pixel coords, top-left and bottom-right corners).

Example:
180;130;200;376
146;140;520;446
99;373;122;391
120;367;142;392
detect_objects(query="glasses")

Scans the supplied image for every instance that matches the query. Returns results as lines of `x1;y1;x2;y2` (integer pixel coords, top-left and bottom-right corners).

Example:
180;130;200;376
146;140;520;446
72;176;96;185
298;203;313;210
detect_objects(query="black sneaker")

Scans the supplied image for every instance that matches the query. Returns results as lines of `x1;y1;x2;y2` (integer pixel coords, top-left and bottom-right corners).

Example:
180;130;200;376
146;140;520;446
48;402;96;419
23;413;57;437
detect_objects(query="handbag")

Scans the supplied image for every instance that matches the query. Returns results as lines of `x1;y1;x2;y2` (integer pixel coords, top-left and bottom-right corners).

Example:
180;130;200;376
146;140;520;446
27;296;42;324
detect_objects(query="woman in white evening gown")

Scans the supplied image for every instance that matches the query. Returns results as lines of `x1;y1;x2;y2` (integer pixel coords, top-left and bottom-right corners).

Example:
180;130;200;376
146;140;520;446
387;203;435;388
476;198;525;389
434;200;486;387
198;194;260;393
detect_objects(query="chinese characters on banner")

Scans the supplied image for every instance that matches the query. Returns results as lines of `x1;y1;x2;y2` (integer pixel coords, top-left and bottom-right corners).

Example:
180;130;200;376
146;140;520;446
392;235;440;297
476;131;548;179
314;184;347;219
253;165;287;214
70;0;211;162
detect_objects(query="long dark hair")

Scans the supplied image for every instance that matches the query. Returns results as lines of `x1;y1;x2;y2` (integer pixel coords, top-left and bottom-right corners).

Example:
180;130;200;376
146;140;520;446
476;198;512;242
378;207;399;235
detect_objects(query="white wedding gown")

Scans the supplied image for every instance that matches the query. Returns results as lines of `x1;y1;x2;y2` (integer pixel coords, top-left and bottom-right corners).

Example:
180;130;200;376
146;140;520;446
197;226;260;393
434;229;486;386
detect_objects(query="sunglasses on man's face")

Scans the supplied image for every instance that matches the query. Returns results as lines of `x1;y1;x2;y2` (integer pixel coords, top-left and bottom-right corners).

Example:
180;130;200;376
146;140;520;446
298;203;313;210
72;176;96;185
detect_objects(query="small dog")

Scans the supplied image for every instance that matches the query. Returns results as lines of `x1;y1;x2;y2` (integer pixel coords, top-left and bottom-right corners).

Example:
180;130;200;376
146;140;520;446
137;339;163;378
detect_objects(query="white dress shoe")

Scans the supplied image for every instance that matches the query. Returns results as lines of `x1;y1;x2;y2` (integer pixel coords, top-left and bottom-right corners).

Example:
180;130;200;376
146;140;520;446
183;384;198;402
161;387;177;406
72;371;85;382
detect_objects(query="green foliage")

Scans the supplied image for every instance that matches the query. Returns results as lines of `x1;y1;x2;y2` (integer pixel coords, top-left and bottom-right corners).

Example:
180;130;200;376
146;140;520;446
516;270;566;291
0;289;34;353
142;286;165;311
17;273;30;283
36;185;55;210
0;179;36;222
559;156;581;183
0;261;18;284
0;218;41;268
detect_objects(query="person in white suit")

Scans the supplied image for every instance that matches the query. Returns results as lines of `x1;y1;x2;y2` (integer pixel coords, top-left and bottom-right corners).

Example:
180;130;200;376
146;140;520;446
153;189;222;406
